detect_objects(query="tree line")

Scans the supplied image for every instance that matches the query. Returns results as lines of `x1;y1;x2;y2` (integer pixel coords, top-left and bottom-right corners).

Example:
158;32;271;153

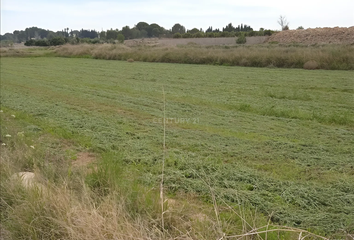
0;22;275;46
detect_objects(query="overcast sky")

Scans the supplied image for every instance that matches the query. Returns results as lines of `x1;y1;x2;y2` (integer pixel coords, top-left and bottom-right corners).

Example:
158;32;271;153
1;0;353;34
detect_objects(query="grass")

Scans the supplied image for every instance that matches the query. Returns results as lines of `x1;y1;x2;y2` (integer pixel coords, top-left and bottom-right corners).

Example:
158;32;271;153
2;42;354;70
53;43;354;70
0;110;316;240
1;57;353;238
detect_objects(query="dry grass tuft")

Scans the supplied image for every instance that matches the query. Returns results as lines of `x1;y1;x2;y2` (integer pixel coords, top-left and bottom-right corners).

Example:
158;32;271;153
303;60;319;70
127;58;134;62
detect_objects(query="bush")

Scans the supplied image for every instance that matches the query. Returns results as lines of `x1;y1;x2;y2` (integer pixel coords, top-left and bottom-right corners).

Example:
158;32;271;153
24;39;36;46
182;33;192;38
246;31;256;37
206;32;215;38
303;60;319;70
194;32;204;38
264;30;273;36
236;33;246;44
49;37;66;46
173;33;182;38
117;34;125;43
35;40;50;46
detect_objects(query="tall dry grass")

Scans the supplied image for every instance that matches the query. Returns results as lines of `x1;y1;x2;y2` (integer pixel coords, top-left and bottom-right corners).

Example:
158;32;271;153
54;43;354;70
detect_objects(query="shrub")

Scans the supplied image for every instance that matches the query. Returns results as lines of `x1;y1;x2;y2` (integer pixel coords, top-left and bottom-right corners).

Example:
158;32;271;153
247;31;256;37
236;33;246;44
35;40;50;46
303;60;319;70
117;34;125;43
49;37;66;46
173;33;182;38
194;32;204;38
182;33;192;38
264;30;273;36
24;39;36;46
127;58;134;62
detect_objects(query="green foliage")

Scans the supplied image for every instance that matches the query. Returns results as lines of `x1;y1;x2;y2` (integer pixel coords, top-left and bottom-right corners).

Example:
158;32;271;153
182;33;192;38
264;29;274;36
99;31;106;40
106;30;118;40
193;32;204;38
151;28;160;37
236;33;246;44
35;39;50;46
172;23;186;34
121;26;131;39
117;34;125;43
24;39;36;46
173;33;182;38
206;32;215;38
49;37;66;46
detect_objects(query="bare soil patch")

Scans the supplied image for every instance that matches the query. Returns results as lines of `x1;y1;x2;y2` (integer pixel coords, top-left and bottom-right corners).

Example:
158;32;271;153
267;27;354;44
72;152;96;167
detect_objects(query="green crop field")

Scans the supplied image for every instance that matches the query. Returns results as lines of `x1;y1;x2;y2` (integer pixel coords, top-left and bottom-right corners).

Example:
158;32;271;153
1;57;353;237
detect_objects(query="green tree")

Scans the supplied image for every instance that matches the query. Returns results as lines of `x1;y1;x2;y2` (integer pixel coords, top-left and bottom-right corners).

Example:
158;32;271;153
136;22;149;31
188;28;200;34
106;30;118;40
121;26;132;39
172;23;186;34
117;34;125;43
224;23;235;32
99;31;106;40
152;28;160;37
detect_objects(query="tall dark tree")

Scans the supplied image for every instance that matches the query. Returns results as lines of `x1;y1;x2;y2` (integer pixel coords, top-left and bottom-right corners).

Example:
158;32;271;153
121;26;132;39
223;23;235;32
171;23;186;34
206;26;213;33
136;22;149;31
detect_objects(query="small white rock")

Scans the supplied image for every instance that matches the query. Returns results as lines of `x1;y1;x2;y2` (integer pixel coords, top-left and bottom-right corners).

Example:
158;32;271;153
30;145;35;149
11;115;15;118
1;143;6;146
0;110;3;113
5;134;11;138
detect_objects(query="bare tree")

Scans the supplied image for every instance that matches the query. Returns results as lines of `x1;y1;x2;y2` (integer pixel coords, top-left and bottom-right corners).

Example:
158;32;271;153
278;15;289;30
